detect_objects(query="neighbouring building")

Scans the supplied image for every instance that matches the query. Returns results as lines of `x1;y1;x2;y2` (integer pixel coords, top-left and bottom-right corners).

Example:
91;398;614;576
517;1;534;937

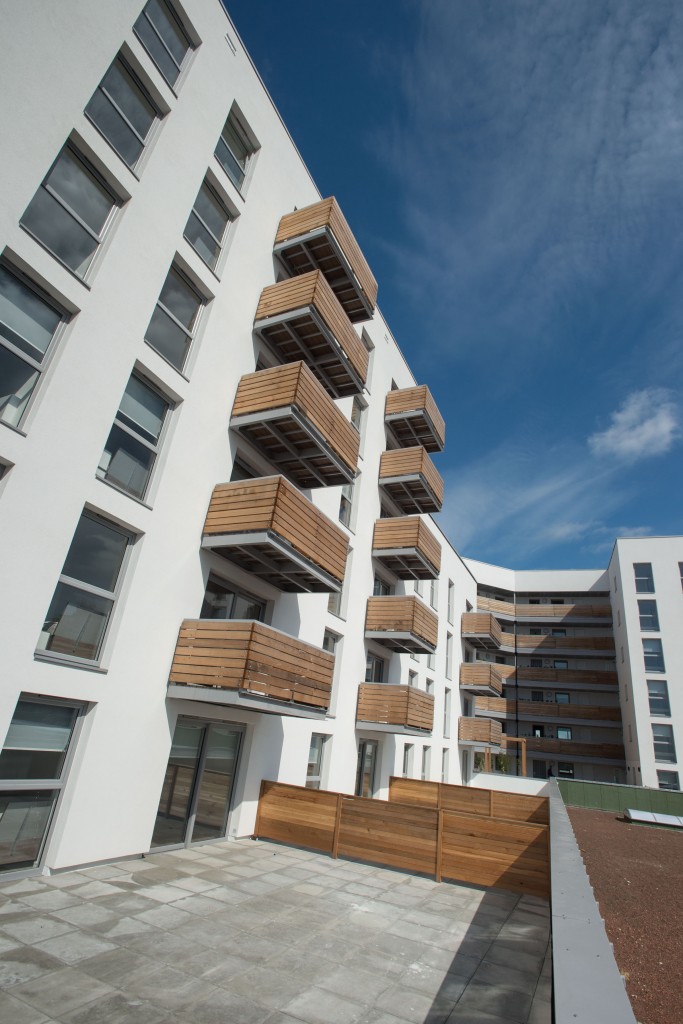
0;0;680;876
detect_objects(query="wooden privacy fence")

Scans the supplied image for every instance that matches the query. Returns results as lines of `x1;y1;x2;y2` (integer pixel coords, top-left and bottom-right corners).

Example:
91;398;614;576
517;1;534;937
254;779;550;899
388;776;550;825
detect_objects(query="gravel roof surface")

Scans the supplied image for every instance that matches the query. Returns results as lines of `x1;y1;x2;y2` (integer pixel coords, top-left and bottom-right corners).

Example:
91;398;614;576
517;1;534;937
567;806;683;1024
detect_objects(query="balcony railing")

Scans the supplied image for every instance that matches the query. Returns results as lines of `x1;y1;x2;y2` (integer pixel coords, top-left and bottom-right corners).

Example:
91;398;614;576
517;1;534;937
503;736;625;763
372;517;441;580
475;696;622;723
230;362;359;487
516;667;619;687
477;596;612;622
384;386;445;453
356;683;434;732
254;271;368;398
461;613;615;654
458;718;503;748
459;663;506;697
202;476;349;593
365;595;438;654
273;197;378;323
170;619;333;711
378;446;444;514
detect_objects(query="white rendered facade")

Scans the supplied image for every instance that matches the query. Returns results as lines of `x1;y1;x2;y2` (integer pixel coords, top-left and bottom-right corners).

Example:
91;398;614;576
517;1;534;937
0;0;679;876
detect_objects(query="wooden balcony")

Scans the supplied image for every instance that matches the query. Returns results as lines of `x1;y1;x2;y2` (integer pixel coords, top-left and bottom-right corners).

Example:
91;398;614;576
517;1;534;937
230;362;359;487
201;476;348;593
504;736;625;763
372;517;441;580
461;613;615;655
459;663;507;697
273;197;378;323
357;684;434;733
365;596;438;654
169;620;333;711
378;447;444;514
477;595;612;622
254;271;368;398
475;696;622;724
385;386;445;453
459;718;502;748
517;667;619;687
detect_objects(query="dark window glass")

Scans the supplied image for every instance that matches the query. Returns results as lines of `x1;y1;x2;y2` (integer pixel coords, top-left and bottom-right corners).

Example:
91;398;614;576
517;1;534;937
0;345;39;427
643;638;665;674
98;373;169;500
145;266;204;370
0;266;61;361
134;0;193;88
215;114;252;190
86;58;159;168
0;701;78;780
638;599;659;631
62;516;129;591
648;680;671;717
652;724;676;763
200;578;264;621
184;180;231;270
634;563;654;593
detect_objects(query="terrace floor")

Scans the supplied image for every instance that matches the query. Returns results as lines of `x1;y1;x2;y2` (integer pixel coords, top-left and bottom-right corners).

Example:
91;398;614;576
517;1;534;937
0;839;551;1024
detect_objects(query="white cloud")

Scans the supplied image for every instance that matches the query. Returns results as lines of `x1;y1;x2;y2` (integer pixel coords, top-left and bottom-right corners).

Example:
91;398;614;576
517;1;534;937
588;388;681;461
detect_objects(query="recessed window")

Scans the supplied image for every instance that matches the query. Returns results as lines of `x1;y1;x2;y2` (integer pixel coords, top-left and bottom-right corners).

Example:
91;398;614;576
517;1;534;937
443;688;451;738
657;770;680;791
421;746;431;781
634;562;654;593
85;56;162;169
426;678;434;696
339;481;354;529
184;178;233;271
350;396;364;433
97;371;171;500
643;638;665;674
430;578;438;610
638;599;659;632
551;628;566;637
21;145;120;279
427;650;436;671
408;670;418;688
322;630;340;655
446;633;453;679
305;734;326;789
557;762;574;779
555;692;570;705
373;575;391;597
648;680;671;717
0;264;67;428
447;580;454;624
365;653;385;683
134;0;194;88
652;723;677;764
531;691;543;703
554;660;568;670
215;108;256;192
557;727;572;741
679;563;683;591
37;511;134;662
402;743;413;778
200;577;264;621
530;658;543;669
441;747;449;783
145;265;205;371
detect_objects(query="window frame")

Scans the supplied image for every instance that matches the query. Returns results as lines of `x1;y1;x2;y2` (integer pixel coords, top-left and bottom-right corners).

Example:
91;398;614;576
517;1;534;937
214;107;258;195
183;176;234;273
305;733;327;790
199;574;266;622
365;652;386;684
85;54;163;171
557;726;572;741
633;562;654;593
652;723;677;764
637;599;660;632
144;263;206;373
443;687;451;739
643;638;665;674
133;0;195;90
657;770;680;791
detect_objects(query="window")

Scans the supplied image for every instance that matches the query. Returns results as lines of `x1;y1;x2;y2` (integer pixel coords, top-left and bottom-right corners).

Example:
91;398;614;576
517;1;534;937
85;56;161;169
530;628;542;636
0;264;66;428
652;724;677;764
554;660;568;670
643;638;665;674
327;588;342;617
531;691;543;703
350;396;364;433
551;629;566;637
0;697;81;873
215;108;255;192
365;653;385;683
426;678;434;696
532;760;547;780
37;511;133;662
134;0;194;88
530;658;543;669
679;563;683;591
443;688;451;738
408;670;418;688
373;575;391;597
97;371;170;500
415;580;425;599
532;725;545;738
184;178;233;271
0;461;8;480
638;600;659;631
447;580;454;624
21;145;120;279
446;633;453;679
145;264;205;371
557;727;572;741
402;743;413;778
441;748;449;783
529;598;540;605
427;650;436;671
657;770;680;791
230;458;258;482
200;577;264;621
421;747;431;781
557;762;574;779
339;482;354;528
555;692;570;705
322;630;340;655
634;563;654;593
305;734;326;789
551;598;565;605
430;578;438;610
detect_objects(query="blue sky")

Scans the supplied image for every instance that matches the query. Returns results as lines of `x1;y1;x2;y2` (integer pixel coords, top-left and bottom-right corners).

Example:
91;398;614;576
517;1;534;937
226;0;683;571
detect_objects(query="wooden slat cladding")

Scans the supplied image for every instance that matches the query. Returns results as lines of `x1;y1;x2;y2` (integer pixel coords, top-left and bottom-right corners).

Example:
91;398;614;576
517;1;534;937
461;613;615;652
254;271;368;398
356;684;434;732
274;198;378;322
170;620;334;709
507;737;625;761
231;362;359;485
389;778;550;826
458;718;502;746
203;476;348;588
255;781;339;853
372;517;441;578
384;386;446;453
441;811;549;899
337;798;438;875
365;596;439;652
517;667;618;685
475;696;622;723
478;596;612;620
378;447;444;514
459;663;508;697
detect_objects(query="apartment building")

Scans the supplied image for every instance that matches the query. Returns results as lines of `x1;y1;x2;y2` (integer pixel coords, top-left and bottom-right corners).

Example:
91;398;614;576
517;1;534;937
0;0;680;877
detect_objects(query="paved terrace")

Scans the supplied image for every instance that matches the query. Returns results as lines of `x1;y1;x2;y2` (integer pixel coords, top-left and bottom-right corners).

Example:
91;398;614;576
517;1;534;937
0;839;551;1024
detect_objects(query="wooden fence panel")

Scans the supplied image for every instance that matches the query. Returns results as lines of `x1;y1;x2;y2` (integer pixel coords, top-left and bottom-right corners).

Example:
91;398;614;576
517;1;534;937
441;811;550;899
389;777;440;808
254;781;339;854
338;797;438;875
490;791;550;825
439;784;492;817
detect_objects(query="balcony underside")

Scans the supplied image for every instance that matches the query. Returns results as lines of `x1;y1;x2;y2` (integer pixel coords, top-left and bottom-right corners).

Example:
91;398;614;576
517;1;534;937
379;475;442;515
167;683;327;719
364;630;436;655
202;531;342;593
274;228;373;323
371;546;438;580
385;409;444;453
230;406;355;488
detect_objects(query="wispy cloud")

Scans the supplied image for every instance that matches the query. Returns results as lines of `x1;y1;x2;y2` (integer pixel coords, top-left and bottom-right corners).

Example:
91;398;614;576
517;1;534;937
588;388;681;461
